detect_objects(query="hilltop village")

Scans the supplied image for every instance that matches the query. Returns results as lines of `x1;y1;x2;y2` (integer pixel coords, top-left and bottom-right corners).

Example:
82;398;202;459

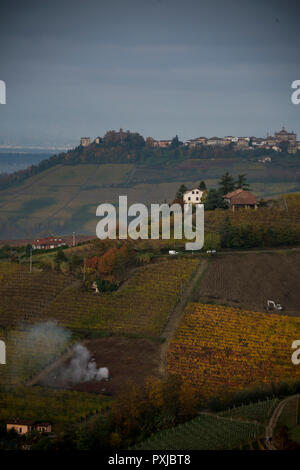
80;126;300;154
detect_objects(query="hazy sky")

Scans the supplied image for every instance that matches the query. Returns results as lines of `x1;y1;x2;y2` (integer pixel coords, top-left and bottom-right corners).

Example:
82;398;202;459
0;0;299;146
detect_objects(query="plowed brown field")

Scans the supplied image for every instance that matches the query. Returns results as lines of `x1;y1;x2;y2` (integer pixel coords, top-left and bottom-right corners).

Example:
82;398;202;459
195;252;300;315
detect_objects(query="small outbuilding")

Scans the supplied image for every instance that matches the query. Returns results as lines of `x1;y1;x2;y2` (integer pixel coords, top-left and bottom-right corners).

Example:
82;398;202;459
223;189;258;211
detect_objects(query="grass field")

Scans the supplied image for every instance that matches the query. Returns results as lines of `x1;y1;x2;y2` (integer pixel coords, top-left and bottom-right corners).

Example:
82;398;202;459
167;303;300;400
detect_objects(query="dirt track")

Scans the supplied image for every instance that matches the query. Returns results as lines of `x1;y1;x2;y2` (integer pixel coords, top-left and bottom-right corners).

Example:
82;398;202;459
159;258;208;376
265;395;300;450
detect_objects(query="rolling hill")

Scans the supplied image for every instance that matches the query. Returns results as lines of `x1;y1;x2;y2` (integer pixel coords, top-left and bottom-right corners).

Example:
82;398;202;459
0;153;300;239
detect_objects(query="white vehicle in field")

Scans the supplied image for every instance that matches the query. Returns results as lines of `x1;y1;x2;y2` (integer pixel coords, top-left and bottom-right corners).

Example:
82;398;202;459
168;250;178;255
206;249;216;254
267;300;283;311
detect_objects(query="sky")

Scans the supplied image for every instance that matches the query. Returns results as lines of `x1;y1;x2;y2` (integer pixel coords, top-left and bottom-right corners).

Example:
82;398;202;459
0;0;299;146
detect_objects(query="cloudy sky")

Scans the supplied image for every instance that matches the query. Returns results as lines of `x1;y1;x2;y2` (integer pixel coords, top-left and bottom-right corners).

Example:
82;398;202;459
0;0;299;146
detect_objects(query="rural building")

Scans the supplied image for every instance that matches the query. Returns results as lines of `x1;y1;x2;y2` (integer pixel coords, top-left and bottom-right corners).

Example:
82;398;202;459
157;139;172;148
258;156;272;163
32;236;66;250
275;126;296;143
6;420;52;435
183;188;204;204
186;137;207;147
80;137;91;147
6;420;35;435
223;189;258;211
34;422;52;433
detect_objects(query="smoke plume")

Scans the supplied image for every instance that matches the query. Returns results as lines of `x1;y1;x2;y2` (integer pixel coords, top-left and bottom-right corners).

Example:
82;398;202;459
58;343;109;384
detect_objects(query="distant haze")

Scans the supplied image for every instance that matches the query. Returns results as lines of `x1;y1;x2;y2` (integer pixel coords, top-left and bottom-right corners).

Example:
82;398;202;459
0;0;299;146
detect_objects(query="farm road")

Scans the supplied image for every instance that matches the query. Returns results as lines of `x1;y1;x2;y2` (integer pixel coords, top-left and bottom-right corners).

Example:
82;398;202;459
158;258;208;377
265;394;299;450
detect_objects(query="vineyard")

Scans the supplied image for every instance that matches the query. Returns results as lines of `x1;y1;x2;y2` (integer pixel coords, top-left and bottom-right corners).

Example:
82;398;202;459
132;413;263;450
37;259;199;335
167;303;300;399
0;386;111;424
0;264;75;328
0;259;199;335
219;398;279;424
0;326;73;386
205;193;300;233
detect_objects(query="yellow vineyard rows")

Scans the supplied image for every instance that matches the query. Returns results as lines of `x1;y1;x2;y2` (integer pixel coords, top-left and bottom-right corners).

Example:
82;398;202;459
0;259;199;336
42;259;199;335
167;303;300;399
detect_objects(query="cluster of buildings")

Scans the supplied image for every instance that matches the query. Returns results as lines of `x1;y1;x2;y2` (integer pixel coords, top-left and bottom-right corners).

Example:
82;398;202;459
184;126;299;154
80;126;299;154
183;187;257;211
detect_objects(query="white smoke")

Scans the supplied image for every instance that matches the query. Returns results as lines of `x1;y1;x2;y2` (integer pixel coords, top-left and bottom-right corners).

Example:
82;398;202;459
54;343;109;385
9;321;72;382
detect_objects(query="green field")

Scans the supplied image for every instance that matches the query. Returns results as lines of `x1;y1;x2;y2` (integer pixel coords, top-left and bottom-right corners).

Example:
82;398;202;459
0;386;111;424
132;412;263;450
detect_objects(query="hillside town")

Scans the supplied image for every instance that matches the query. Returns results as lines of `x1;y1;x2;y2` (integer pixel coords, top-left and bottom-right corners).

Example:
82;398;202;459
80;126;300;154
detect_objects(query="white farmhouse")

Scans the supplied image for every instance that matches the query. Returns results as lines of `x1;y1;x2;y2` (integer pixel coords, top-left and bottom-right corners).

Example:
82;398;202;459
183;188;203;204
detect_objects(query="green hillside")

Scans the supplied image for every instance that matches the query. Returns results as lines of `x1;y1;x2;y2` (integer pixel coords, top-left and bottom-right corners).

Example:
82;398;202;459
0;156;300;238
131;412;263;450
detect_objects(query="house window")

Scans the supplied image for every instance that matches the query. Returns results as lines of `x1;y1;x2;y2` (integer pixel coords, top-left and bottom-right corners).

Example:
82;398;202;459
188;197;191;201
192;191;194;194
196;197;199;200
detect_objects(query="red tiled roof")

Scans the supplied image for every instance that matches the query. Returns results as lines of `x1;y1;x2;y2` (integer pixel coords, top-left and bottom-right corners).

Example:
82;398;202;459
223;189;257;205
34;236;65;245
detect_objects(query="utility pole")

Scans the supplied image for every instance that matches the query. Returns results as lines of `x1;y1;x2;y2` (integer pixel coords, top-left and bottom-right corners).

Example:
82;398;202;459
73;231;76;247
83;257;86;282
29;248;32;273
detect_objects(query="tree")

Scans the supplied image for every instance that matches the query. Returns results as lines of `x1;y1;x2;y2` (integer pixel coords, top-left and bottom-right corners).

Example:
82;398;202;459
235;174;250;190
218;172;235;195
171;135;182;148
54;249;67;264
97;247;118;275
204;189;226;210
178;383;198;418
176;184;187;200
198;181;207;191
219;215;234;248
